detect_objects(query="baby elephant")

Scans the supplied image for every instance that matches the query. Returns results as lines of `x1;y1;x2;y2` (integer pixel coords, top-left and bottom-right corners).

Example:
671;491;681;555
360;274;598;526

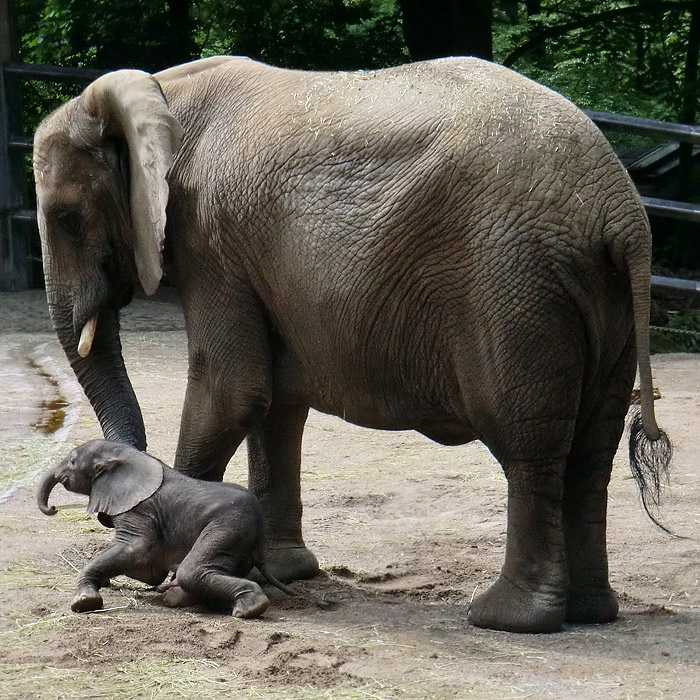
37;439;300;617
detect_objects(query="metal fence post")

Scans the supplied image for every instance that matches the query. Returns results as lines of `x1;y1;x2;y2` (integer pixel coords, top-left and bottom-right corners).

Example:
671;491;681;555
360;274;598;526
0;0;29;291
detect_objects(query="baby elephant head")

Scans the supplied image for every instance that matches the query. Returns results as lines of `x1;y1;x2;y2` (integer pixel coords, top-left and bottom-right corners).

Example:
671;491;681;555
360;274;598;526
37;439;163;517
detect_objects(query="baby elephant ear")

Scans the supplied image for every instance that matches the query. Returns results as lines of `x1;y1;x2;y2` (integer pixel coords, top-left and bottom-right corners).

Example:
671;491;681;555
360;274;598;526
88;449;164;516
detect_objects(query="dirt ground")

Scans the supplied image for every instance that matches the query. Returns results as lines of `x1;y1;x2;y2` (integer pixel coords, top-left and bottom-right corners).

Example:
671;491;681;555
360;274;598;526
1;289;699;700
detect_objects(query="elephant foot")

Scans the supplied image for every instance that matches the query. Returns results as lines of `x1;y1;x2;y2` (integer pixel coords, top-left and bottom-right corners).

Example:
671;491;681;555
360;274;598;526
259;543;319;583
566;586;619;624
232;582;269;619
468;575;566;633
160;581;198;608
71;587;103;613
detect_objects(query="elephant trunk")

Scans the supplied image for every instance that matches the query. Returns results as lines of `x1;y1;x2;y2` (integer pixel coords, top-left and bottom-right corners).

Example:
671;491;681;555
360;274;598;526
49;299;147;450
37;468;60;515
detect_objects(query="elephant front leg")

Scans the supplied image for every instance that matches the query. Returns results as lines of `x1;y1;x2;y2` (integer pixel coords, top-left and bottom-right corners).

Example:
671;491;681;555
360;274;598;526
71;543;140;612
72;584;104;613
246;402;319;582
174;291;273;482
468;463;569;633
174;370;250;481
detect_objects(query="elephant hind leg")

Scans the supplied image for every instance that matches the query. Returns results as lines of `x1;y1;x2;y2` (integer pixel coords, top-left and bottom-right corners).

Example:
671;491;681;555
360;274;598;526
468;452;570;633
563;333;636;624
563;444;620;624
468;398;578;632
462;316;584;632
174;523;270;618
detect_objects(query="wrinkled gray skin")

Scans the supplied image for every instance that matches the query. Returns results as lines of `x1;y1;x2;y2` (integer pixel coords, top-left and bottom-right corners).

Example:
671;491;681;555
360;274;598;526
33;56;669;632
37;439;304;617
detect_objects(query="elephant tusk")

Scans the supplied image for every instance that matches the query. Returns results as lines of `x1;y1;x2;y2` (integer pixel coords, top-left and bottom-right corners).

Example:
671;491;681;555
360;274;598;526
78;315;98;358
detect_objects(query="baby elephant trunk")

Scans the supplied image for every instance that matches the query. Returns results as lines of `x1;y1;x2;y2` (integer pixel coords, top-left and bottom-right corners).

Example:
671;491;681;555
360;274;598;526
37;468;61;515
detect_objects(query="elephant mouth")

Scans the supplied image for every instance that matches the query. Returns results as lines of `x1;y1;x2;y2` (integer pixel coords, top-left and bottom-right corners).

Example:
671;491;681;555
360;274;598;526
70;266;134;359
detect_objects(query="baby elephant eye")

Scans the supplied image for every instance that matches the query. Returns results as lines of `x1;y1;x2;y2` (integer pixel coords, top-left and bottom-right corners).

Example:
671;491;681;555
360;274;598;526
52;208;83;243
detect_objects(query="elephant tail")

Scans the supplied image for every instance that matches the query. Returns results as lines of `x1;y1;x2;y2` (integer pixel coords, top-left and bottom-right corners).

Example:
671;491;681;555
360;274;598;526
628;407;673;533
254;558;334;610
625;237;674;533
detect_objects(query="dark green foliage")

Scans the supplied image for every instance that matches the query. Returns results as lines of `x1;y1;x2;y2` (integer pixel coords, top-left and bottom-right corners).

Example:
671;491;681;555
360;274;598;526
15;0;407;73
13;1;407;139
13;1;700;121
11;0;700;298
650;308;700;352
194;0;406;70
494;1;700;122
17;0;196;70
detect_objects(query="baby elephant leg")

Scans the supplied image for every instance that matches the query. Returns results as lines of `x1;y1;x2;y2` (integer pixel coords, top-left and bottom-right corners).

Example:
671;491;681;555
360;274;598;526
174;523;269;618
72;543;141;612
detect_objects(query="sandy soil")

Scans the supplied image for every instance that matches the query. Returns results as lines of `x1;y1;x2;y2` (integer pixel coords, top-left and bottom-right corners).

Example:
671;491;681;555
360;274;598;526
1;289;699;700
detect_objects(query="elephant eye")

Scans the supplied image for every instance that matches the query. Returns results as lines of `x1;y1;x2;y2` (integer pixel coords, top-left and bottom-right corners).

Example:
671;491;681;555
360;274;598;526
52;208;83;243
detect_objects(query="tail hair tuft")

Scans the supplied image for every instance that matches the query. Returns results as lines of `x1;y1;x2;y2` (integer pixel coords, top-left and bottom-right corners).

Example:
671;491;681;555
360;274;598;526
628;406;674;535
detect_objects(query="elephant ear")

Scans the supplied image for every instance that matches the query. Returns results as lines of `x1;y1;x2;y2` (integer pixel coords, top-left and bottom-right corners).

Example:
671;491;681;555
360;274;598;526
82;70;184;295
88;449;164;516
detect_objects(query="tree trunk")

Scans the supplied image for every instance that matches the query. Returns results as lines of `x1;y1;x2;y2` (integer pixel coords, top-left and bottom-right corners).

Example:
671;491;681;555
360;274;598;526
635;24;646;92
502;0;519;24
399;0;493;62
166;0;196;67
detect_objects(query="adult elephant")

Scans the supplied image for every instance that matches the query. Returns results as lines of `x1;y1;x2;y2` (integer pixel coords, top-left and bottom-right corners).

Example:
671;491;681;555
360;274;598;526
33;56;670;633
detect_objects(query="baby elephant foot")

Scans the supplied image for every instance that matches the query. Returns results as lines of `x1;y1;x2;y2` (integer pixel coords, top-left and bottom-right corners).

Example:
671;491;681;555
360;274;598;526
71;587;103;613
158;580;198;608
232;581;269;619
